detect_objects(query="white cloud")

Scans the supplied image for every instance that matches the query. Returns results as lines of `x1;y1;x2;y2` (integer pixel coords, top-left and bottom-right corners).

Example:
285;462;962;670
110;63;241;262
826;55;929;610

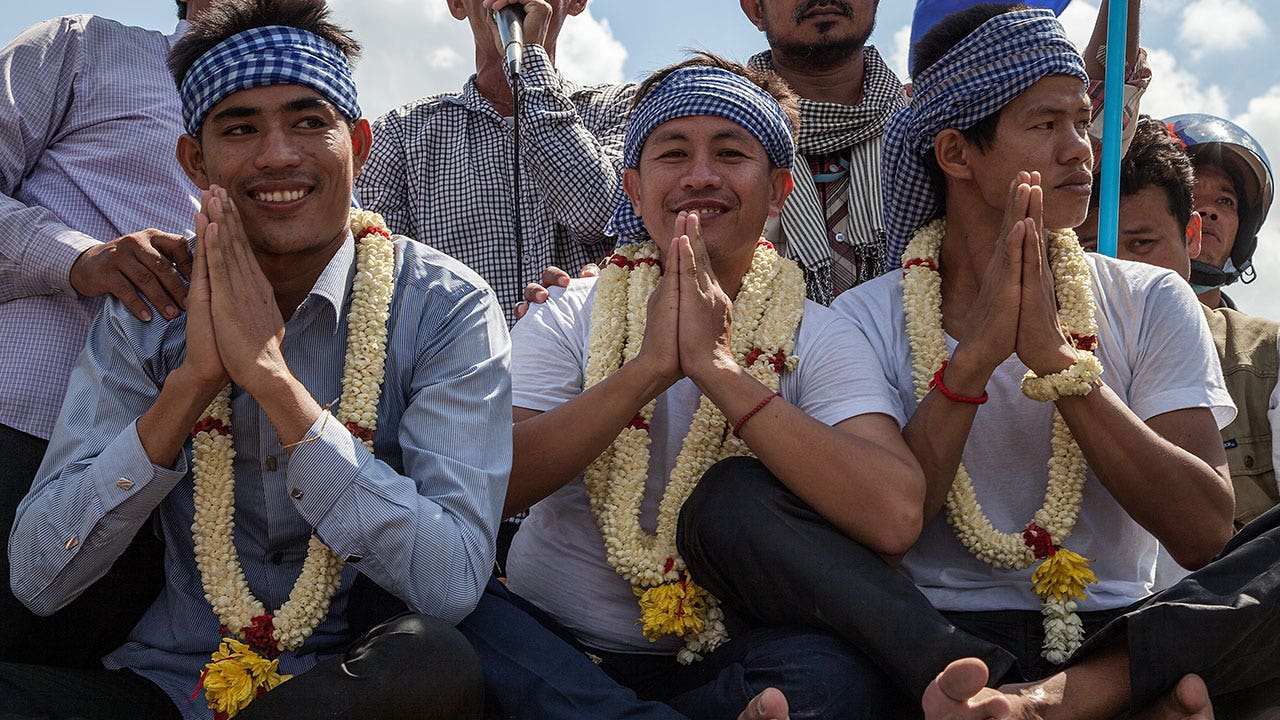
1229;85;1280;321
889;22;910;80
328;0;626;119
1177;0;1267;59
1057;0;1099;54
555;10;627;86
1134;48;1230;120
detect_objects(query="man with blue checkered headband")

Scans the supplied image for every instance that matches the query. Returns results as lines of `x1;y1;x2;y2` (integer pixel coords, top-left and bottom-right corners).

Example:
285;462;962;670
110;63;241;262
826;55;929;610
678;4;1280;719
4;1;512;717
453;51;928;718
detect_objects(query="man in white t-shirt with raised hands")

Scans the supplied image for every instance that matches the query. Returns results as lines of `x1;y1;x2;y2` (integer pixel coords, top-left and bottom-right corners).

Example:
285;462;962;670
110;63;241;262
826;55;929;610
458;53;932;718
680;4;1280;719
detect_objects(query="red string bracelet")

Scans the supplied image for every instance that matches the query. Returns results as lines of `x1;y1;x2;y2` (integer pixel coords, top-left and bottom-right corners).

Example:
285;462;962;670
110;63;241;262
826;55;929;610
732;391;782;438
929;360;988;405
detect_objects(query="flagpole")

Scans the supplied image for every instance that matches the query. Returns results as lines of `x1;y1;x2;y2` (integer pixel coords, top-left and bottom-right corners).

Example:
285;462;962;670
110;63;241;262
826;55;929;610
1097;0;1128;258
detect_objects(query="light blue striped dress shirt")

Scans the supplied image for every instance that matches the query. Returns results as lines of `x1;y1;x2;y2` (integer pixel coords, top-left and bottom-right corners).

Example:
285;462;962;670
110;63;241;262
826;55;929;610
0;15;199;440
10;236;512;719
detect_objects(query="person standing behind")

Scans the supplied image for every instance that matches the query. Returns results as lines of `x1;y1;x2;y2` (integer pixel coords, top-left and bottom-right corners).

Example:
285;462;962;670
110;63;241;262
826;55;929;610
0;0;210;667
1078;115;1280;531
739;0;906;303
355;0;632;323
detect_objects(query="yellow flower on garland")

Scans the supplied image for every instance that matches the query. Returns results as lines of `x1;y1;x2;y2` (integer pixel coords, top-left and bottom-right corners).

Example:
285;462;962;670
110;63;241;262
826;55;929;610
1031;548;1099;602
635;573;710;642
202;638;291;719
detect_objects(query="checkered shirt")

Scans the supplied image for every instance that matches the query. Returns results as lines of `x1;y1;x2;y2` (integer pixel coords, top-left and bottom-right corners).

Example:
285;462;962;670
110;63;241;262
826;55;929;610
0;16;199;439
355;45;634;324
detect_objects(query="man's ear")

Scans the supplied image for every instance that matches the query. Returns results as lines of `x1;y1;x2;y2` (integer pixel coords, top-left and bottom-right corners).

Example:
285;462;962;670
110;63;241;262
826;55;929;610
768;168;794;217
567;0;588;17
351;118;374;178
622;168;642;216
176;133;211;189
934;128;974;182
1186;211;1203;259
739;0;765;30
446;0;468;21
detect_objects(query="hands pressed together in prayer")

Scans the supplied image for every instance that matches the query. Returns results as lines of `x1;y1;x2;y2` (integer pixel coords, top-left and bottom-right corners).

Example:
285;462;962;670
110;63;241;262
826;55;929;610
956;171;1077;381
184;185;288;398
633;211;739;392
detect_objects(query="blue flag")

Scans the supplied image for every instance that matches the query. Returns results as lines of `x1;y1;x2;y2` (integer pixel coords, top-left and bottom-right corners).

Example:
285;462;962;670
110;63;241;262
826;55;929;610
908;0;1072;75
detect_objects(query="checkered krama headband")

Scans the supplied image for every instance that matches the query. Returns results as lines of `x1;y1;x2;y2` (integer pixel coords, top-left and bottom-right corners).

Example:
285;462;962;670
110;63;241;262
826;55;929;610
880;8;1086;267
179;25;360;136
606;65;796;244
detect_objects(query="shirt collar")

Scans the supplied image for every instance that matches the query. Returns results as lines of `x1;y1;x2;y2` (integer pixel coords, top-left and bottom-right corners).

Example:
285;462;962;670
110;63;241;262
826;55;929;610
297;232;356;335
170;19;191;46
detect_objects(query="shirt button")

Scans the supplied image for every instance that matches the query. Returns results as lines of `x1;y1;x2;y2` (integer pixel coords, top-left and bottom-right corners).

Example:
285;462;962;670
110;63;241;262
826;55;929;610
272;552;284;565
265;455;278;472
1244;455;1255;468
116;478;135;491
523;253;532;264
291;487;304;500
64;534;79;551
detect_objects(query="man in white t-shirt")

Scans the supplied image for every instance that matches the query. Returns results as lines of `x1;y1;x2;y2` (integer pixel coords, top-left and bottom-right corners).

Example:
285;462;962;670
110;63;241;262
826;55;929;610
678;5;1280;720
458;53;931;718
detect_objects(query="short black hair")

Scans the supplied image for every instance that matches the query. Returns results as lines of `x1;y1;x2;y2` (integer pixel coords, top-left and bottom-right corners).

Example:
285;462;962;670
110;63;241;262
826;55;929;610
912;3;1028;216
168;0;360;89
633;52;801;145
1088;115;1196;231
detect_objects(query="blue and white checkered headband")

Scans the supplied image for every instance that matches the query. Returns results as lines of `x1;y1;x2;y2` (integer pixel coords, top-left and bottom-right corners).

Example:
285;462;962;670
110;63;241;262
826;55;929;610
605;65;795;244
881;8;1086;267
179;25;361;136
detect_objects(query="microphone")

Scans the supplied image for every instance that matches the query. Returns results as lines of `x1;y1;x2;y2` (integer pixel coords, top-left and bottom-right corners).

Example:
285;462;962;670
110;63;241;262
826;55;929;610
491;4;526;76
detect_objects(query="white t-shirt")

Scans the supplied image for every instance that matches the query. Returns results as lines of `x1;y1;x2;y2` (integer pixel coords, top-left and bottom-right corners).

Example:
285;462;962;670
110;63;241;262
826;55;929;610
832;254;1235;613
506;278;905;653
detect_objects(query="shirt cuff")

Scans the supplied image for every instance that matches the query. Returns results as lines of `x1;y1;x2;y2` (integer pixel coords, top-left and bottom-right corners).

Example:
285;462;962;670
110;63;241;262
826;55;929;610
91;419;189;513
285;411;368;524
42;228;102;295
510;44;560;96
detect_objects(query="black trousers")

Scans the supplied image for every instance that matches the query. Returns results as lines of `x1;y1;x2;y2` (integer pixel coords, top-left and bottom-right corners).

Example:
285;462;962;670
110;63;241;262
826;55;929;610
678;457;1280;716
0;423;165;668
0;614;484;720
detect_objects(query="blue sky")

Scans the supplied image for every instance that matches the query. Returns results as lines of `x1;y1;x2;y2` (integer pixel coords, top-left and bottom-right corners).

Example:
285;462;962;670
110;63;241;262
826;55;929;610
5;1;1280;319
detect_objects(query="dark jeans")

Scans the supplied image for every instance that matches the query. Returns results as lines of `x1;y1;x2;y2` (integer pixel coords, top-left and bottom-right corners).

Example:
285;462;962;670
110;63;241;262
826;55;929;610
0;423;164;668
0;613;483;720
459;577;901;719
679;457;1280;716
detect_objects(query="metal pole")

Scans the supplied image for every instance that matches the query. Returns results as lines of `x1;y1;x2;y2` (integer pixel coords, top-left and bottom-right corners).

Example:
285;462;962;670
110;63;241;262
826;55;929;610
1096;0;1129;258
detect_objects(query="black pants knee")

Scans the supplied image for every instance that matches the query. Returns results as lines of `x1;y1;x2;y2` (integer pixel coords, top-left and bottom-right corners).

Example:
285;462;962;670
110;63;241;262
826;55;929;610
677;456;1015;700
239;613;484;720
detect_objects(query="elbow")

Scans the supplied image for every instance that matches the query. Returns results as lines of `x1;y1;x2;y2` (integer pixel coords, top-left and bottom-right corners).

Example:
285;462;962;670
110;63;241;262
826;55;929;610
1170;521;1233;572
859;500;923;558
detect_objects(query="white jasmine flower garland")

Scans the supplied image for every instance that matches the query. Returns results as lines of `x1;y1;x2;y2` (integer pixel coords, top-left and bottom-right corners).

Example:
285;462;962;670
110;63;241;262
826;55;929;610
900;219;1101;663
582;239;805;663
190;210;395;716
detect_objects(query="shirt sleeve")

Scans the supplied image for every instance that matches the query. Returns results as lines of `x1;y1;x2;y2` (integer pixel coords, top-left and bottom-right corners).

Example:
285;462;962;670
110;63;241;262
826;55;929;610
512;46;631;246
0;16;102;302
791;305;907;428
285;285;512;624
9;302;185;615
508;280;591;412
1126;270;1236;428
354;110;416;240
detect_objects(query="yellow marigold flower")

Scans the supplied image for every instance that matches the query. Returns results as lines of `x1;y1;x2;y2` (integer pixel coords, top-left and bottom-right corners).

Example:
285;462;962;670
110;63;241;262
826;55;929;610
203;638;291;719
1031;547;1099;602
635;574;709;642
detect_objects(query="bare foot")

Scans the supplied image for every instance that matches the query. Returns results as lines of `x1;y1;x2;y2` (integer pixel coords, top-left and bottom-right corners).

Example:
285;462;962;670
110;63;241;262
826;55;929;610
1134;675;1214;720
923;658;1019;720
738;687;789;720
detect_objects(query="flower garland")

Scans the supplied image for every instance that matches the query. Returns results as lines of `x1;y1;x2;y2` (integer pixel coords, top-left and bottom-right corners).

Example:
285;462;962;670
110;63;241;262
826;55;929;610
190;209;396;718
582;239;805;664
900;219;1100;664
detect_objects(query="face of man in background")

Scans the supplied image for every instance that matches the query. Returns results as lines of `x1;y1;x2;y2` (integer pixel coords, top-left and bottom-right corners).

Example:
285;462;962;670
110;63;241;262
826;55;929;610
741;0;878;70
1077;186;1202;280
1191;163;1241;270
